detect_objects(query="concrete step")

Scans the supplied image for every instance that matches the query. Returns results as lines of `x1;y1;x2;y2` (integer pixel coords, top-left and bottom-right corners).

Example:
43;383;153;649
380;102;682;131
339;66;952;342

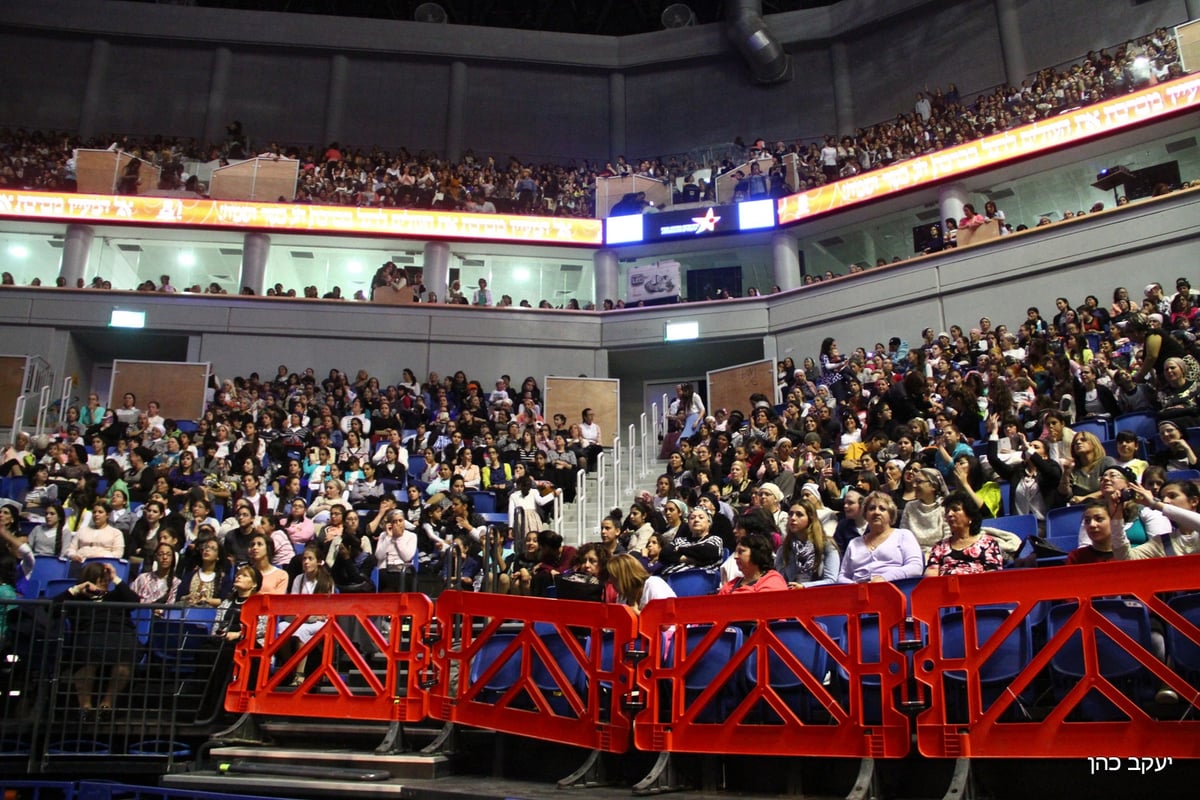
203;744;451;780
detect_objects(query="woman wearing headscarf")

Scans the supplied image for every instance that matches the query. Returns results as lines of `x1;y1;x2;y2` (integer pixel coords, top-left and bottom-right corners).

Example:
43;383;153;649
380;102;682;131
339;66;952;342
898;468;950;559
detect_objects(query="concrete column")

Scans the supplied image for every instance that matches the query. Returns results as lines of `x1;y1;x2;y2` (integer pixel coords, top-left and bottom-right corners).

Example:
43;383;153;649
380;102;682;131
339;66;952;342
594;248;620;306
241;233;270;296
445;61;467;163
203;47;233;147
771;232;801;292
423;241;451;302
609;72;626;165
830;40;854;136
858;230;877;269
325;54;349;146
939;183;969;231
59;225;94;288
994;0;1028;88
78;39;110;140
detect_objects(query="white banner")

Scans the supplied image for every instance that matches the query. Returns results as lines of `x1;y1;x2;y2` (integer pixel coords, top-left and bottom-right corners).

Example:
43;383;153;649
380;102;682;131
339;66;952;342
628;260;681;303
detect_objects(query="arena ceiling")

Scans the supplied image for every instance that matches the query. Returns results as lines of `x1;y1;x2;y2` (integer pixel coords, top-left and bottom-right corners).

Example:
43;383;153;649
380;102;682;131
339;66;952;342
129;0;840;36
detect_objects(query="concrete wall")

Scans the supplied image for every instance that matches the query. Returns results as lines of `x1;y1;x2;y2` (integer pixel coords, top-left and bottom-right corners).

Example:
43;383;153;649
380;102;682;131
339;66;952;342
0;187;1196;425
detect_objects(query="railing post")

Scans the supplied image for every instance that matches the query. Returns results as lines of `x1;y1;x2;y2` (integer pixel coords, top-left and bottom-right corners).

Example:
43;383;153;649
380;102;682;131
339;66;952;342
553;489;563;537
612;434;622;509
595;451;607;531
59;376;74;431
35;386;51;437
12;395;26;444
575;468;587;546
651;403;659;454
627;423;637;494
640;412;649;478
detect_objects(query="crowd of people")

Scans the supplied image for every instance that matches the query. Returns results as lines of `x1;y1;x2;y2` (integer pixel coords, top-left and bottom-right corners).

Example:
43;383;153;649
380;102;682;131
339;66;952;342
0;29;1184;218
1;268;1198;619
0;27;1191;305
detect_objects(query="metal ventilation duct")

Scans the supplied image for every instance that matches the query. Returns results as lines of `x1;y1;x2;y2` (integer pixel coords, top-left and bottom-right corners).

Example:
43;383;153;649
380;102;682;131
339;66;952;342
725;0;791;84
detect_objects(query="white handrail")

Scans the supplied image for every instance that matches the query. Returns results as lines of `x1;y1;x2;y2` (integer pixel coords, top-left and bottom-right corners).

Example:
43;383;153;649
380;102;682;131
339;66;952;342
639;412;648;478
575;468;587;547
553;489;563;537
35;386;51;437
611;434;622;509
650;402;659;452
595;451;607;535
59;376;74;431
627;424;637;493
11;395;26;444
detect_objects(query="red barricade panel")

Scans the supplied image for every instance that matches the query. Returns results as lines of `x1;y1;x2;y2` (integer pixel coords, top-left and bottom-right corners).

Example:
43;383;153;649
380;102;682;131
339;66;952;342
427;592;639;753
912;555;1200;759
225;592;433;722
634;583;911;758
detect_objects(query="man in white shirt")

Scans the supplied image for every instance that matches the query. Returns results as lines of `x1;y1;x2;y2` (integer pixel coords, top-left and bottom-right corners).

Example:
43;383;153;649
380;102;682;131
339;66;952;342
580;408;603;474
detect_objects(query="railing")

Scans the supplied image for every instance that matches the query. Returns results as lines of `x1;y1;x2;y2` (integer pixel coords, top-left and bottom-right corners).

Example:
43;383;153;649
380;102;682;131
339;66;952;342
34;385;51;438
634;583;912;759
912;555;1200;760
574;468;588;546
223;592;433;723
627;423;637;494
594;451;607;527
639;412;649;479
0;598;225;772
11;394;26;443
7;556;1200;784
56;376;74;433
426;592;640;753
610;433;622;511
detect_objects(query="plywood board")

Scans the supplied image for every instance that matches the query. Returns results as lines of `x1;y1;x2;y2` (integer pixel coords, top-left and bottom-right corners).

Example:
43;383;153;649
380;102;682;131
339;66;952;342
706;359;776;418
0;356;28;430
544;377;619;444
75;149;161;195
110;360;210;423
210;158;299;202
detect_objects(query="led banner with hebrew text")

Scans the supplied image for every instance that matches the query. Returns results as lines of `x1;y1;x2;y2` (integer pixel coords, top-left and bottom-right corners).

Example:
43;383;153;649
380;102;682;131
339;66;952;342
0;191;603;246
778;74;1200;225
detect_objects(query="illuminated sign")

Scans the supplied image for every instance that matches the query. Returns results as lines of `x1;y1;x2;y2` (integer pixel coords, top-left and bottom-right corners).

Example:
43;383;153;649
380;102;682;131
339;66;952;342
109;309;145;328
778;73;1200;224
0;192;603;246
664;321;699;341
605;213;645;245
646;205;735;240
737;198;776;230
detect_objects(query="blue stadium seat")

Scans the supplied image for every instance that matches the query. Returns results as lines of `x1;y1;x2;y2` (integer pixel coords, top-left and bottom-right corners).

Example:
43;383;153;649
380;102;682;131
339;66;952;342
681;624;745;723
1165;592;1200;689
1113;411;1158;444
1072;418;1112;441
664;569;720;597
31;555;72;597
466;490;499;514
1047;599;1155;720
940;607;1032;723
744;620;830;724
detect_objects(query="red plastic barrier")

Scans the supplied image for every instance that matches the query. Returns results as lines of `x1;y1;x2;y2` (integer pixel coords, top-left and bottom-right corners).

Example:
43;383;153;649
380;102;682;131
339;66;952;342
634;583;912;758
427;591;640;753
912;555;1200;759
224;592;433;722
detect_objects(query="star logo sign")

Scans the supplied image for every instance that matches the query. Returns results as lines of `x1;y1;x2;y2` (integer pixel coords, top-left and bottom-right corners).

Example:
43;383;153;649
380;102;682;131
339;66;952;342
691;207;721;234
